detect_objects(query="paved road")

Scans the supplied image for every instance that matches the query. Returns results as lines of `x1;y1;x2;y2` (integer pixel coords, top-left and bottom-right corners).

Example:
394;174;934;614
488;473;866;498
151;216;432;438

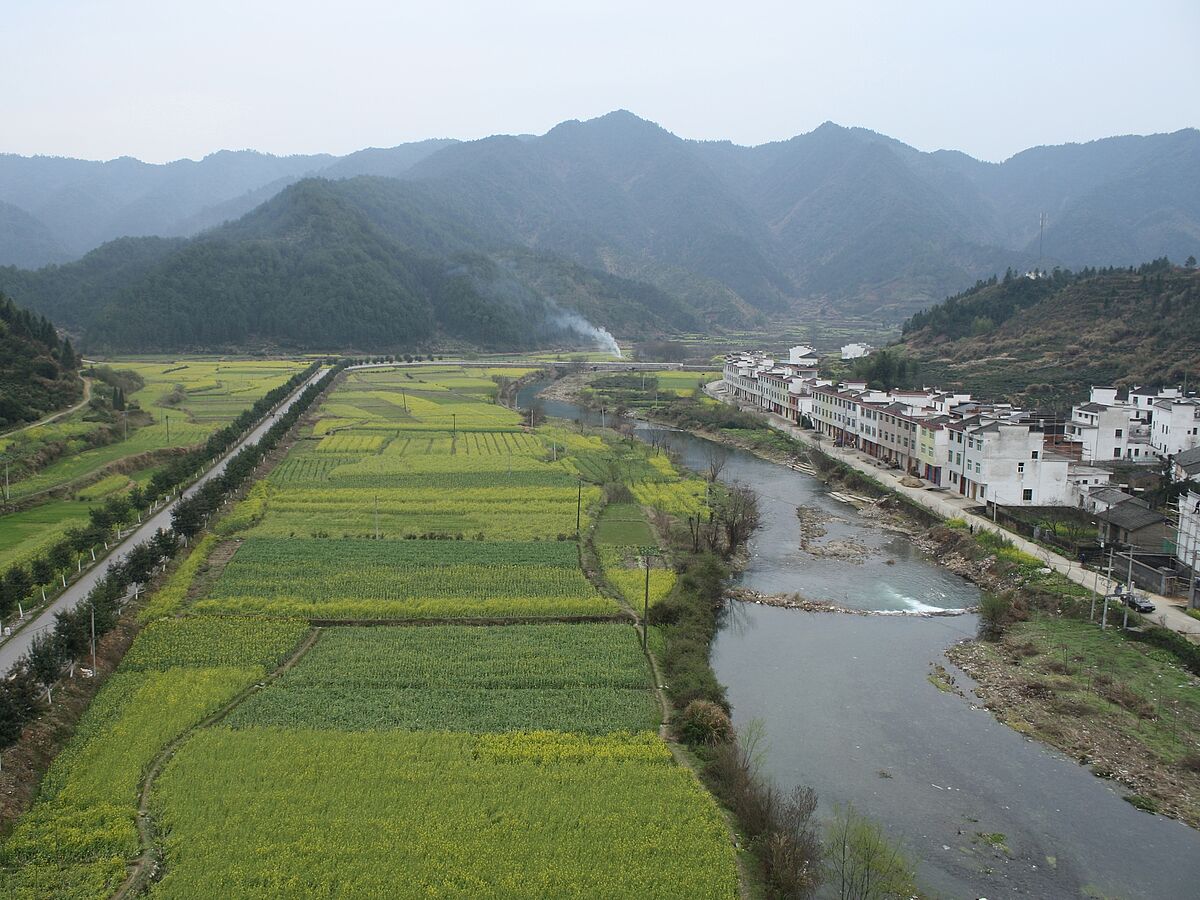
0;368;329;674
705;382;1200;640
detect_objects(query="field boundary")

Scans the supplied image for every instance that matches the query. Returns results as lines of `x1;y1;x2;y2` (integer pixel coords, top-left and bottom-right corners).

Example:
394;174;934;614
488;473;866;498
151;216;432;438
113;626;323;900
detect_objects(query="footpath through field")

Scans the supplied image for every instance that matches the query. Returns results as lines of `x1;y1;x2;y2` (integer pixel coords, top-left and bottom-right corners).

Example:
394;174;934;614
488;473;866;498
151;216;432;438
0;368;329;674
705;381;1200;641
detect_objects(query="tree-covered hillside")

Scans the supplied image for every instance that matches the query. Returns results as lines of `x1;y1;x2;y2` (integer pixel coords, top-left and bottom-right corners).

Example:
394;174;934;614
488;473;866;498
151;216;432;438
899;258;1200;404
0;292;80;427
0;179;703;352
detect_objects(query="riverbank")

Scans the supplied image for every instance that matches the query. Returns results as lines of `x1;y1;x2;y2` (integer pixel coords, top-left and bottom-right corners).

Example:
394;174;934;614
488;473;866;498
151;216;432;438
558;370;1200;834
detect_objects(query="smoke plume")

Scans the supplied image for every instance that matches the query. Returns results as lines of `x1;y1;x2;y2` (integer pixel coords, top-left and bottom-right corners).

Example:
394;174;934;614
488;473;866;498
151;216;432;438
546;304;623;358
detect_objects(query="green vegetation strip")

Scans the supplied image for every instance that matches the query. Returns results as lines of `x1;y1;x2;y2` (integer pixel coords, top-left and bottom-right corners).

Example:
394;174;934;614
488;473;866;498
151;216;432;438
226;624;660;733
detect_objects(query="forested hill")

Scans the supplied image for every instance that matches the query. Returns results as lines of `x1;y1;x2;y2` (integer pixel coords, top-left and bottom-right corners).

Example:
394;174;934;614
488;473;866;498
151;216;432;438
0;178;703;352
898;259;1200;403
0;292;81;428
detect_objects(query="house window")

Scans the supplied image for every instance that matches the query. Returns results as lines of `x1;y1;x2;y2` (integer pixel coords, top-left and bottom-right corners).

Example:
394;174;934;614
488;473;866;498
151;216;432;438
1031;451;1039;459
1023;489;1033;502
1113;448;1121;458
1017;462;1024;474
1115;429;1123;438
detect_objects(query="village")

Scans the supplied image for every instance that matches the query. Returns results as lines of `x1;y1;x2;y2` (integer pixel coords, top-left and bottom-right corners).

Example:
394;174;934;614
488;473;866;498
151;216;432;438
720;345;1200;608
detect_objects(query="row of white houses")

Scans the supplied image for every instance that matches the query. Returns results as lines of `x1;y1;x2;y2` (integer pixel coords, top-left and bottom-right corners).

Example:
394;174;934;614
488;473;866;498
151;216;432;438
722;349;1200;587
722;347;1102;507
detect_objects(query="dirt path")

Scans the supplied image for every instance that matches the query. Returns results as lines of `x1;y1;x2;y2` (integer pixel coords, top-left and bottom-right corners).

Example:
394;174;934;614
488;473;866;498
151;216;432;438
0;376;91;438
113;626;323;900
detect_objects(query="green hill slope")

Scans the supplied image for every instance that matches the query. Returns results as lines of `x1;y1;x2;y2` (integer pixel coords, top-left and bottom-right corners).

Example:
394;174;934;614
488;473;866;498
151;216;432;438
899;259;1200;404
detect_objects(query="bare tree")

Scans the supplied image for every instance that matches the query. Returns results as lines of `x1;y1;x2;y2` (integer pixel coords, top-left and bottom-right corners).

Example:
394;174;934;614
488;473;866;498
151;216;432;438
715;482;761;556
705;445;732;483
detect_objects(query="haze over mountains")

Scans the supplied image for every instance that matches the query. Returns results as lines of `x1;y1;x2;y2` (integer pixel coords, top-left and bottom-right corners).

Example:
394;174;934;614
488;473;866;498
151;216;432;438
1;111;1197;351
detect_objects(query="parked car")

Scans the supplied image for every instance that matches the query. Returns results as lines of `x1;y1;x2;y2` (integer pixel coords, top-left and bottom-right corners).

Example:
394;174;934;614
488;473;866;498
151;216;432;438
1121;593;1155;613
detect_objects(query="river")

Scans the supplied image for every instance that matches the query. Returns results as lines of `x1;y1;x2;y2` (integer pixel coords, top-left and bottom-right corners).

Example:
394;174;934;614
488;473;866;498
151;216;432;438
524;383;1200;899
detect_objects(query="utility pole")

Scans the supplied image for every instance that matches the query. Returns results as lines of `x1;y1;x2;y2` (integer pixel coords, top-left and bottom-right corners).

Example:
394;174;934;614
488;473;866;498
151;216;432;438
3;460;8;502
576;480;582;535
643;551;651;651
90;602;96;673
165;414;170;444
123;411;128;441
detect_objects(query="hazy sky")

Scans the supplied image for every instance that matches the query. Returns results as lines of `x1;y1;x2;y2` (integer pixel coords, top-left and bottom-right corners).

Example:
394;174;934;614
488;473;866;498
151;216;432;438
5;0;1197;164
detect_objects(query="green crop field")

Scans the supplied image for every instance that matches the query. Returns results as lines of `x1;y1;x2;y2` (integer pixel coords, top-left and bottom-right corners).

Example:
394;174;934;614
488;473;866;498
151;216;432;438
150;729;736;899
203;538;616;619
226;624;659;732
0;500;95;572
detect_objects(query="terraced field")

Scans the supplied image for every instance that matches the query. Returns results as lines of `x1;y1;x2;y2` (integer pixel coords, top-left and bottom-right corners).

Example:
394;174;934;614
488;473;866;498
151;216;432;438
0;364;735;899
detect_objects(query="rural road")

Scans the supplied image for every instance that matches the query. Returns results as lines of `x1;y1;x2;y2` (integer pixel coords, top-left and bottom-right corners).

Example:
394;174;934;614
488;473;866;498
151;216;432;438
705;381;1200;640
0;368;330;674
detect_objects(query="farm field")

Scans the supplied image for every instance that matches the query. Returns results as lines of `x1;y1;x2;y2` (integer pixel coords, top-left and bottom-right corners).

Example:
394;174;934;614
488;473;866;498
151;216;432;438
0;499;94;572
594;502;676;609
0;358;308;574
0;615;307;899
0;363;734;898
204;538;616;619
226;624;660;732
151;729;736;899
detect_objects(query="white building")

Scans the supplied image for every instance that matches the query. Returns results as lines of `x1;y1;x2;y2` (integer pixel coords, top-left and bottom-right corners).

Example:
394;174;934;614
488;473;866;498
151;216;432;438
1151;398;1200;457
958;420;1071;506
720;350;1122;505
788;345;820;367
840;342;874;360
1064;387;1154;464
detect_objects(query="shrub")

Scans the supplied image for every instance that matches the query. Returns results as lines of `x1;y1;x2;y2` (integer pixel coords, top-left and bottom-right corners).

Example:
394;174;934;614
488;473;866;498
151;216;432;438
676;699;734;746
979;592;1015;640
706;727;822;897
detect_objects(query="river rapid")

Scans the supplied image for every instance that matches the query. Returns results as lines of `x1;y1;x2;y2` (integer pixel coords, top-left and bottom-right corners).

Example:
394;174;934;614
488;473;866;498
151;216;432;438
523;384;1200;899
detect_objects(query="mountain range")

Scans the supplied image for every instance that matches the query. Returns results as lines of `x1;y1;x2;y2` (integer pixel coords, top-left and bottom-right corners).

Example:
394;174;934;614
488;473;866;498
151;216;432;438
1;111;1197;350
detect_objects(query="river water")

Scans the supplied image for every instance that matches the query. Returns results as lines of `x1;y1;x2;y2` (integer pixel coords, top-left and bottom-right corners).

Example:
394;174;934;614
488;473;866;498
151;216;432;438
524;384;1200;899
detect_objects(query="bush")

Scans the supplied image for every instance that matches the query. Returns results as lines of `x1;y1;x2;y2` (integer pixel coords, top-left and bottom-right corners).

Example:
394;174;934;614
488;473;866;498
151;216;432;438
979;592;1017;641
654;553;730;711
675;699;733;746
